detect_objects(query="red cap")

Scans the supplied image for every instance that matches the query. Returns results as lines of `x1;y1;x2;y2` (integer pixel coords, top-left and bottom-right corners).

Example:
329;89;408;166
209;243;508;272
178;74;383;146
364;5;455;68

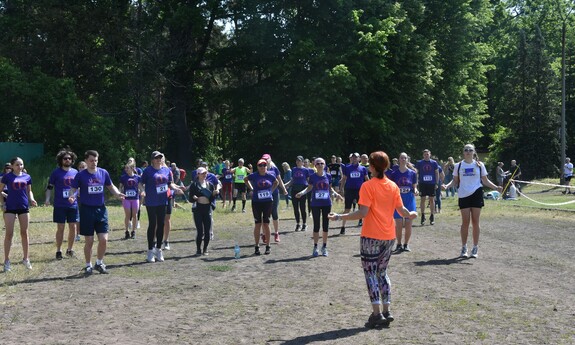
261;154;271;160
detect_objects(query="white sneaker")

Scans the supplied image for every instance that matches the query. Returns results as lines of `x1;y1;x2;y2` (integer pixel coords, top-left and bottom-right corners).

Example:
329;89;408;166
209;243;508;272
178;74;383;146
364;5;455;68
155;248;165;262
137;221;141;229
460;246;468;258
471;245;478;258
163;241;171;250
22;259;32;269
75;234;81;242
3;260;11;272
146;249;155;263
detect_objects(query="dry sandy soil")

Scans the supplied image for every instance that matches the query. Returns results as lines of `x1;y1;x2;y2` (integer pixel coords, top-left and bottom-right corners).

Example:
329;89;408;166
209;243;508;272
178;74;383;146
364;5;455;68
1;199;574;345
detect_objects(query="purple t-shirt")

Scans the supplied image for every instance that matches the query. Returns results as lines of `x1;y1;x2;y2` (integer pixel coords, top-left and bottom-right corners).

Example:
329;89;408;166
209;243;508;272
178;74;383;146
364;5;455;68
343;164;368;190
221;168;233;183
268;165;281;196
120;174;141;200
48;168;78;208
291;167;310;186
141;166;173;207
416;159;439;185
71;168;112;207
309;173;332;207
248;172;276;203
389;168;417;194
1;172;32;210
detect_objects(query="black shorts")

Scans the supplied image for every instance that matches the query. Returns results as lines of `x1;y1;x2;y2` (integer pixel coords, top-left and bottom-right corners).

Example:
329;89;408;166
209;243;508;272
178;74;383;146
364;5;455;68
235;183;246;193
458;188;484;209
252;201;272;224
419;183;436;197
566;176;573;182
344;188;360;209
5;208;29;215
166;198;173;215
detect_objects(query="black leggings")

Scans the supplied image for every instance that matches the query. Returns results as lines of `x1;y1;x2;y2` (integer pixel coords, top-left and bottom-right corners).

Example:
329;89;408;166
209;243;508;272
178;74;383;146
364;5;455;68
291;185;307;224
146;205;166;250
312;205;331;233
193;203;212;252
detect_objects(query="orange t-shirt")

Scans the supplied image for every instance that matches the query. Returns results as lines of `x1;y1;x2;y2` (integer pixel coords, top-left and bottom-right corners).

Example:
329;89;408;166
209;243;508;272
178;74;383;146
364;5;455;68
358;176;404;240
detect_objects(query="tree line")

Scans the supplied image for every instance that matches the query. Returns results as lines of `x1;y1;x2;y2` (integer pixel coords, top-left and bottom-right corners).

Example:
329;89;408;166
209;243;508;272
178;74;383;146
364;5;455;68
0;0;573;179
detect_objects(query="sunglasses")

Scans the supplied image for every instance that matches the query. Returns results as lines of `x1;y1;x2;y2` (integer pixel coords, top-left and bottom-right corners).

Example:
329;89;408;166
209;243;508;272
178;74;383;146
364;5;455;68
315;162;325;165
464;148;474;152
63;157;72;161
258;164;267;167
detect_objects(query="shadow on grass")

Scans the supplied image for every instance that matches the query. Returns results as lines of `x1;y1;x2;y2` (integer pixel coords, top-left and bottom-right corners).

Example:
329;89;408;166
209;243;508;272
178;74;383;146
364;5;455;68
264;256;313;264
274;327;369;345
413;257;472;266
1;271;95;287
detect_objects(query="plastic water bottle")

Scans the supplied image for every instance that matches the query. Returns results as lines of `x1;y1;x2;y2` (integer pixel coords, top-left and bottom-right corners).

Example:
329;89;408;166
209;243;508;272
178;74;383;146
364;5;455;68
234;243;241;259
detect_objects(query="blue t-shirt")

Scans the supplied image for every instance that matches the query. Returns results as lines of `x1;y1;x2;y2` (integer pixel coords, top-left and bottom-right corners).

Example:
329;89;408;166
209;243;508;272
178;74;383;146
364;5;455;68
343;164;368;190
309;173;332;207
221;168;234;183
291;167;310;186
141;166;173;207
1;172;32;210
248;172;276;203
120;174;141;200
416;159;439;185
71;168;112;207
48;167;78;208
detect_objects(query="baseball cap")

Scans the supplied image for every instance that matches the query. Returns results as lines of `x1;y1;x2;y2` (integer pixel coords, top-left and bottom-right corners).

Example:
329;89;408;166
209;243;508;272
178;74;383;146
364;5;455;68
349;152;360;158
196;167;207;175
296;155;304;162
200;161;208;166
261;154;271;160
257;159;268;166
151;151;163;159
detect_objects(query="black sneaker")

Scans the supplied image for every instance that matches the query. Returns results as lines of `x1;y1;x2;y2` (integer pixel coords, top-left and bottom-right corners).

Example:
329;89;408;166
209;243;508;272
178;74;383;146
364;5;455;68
403;244;411;252
294;224;301;232
340;226;346;235
56;251;63;260
365;313;387;328
382;311;394;323
394;244;403;252
124;230;130;239
84;266;93;276
94;263;109;274
264;246;271;255
301;224;307;231
254;246;261;256
130;231;136;239
420;214;426;226
430;214;435;225
231;205;236;212
66;249;75;257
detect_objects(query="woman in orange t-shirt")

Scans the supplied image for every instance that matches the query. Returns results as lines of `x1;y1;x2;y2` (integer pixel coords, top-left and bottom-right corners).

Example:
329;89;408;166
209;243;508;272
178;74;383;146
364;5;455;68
329;151;417;328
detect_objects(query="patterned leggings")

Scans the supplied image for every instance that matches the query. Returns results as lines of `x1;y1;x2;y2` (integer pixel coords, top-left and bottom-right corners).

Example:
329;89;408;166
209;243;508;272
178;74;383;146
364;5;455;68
360;236;395;305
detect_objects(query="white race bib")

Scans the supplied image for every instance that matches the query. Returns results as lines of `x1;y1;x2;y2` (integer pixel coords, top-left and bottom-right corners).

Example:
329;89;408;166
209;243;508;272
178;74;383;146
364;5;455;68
156;184;168;194
330;170;337;176
225;174;232;179
62;190;70;198
423;175;432;182
350;171;361;178
126;190;137;197
88;185;104;194
237;175;244;180
400;187;411;194
257;190;272;200
315;191;329;200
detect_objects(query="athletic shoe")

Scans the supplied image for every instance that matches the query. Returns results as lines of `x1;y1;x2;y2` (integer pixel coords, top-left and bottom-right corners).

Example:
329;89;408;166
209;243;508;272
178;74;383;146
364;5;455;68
403;244;411;252
340;227;345;235
264;245;271;255
94;263;108;274
130;231;136;239
358;219;363;226
312;247;319;257
471;245;479;258
321;247;328;257
66;249;75;258
395;244;403;252
163;241;171;250
254;246;261;256
3;260;11;272
155;248;165;262
242;209;246;213
274;232;280;242
124;230;130;240
365;313;386;328
294;224;301;232
84;266;93;275
23;259;32;270
56;251;63;260
382;311;395;323
460;246;468;258
430;214;435;225
231;205;236;212
420;215;426;226
203;250;209;256
210;232;214;240
301;224;307;231
137;221;141;229
146;250;156;263
75;235;81;242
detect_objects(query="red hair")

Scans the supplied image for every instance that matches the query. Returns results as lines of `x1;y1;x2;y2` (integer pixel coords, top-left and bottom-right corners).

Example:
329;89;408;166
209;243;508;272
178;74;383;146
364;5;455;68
369;151;390;179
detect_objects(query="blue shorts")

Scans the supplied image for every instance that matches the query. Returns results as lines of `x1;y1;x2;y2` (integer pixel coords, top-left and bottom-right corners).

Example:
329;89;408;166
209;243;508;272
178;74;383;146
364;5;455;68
79;205;109;236
53;206;79;223
394;192;416;219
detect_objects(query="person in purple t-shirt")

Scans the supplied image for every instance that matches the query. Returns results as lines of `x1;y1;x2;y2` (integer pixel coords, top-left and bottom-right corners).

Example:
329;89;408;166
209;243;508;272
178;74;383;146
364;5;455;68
296;157;343;257
262;154;288;243
120;164;141;240
245;159;279;255
338;152;369;234
68;150;125;275
0;157;37;272
285;156;311;232
415;149;439;226
45;149;79;260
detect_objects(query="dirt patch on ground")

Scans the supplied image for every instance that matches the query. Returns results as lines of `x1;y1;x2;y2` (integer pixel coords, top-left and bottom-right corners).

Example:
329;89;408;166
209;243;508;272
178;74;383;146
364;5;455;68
1;200;574;344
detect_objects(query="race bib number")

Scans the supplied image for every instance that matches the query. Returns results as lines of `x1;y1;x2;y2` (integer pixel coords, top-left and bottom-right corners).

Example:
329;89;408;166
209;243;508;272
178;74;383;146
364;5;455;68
62;190;70;198
350;171;361;178
126;190;137;197
423;175;432;182
330;170;337;176
315;191;329;200
156;184;168;194
237;175;244;180
257;190;272;200
88;185;104;194
225;174;232;179
400;187;411;194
